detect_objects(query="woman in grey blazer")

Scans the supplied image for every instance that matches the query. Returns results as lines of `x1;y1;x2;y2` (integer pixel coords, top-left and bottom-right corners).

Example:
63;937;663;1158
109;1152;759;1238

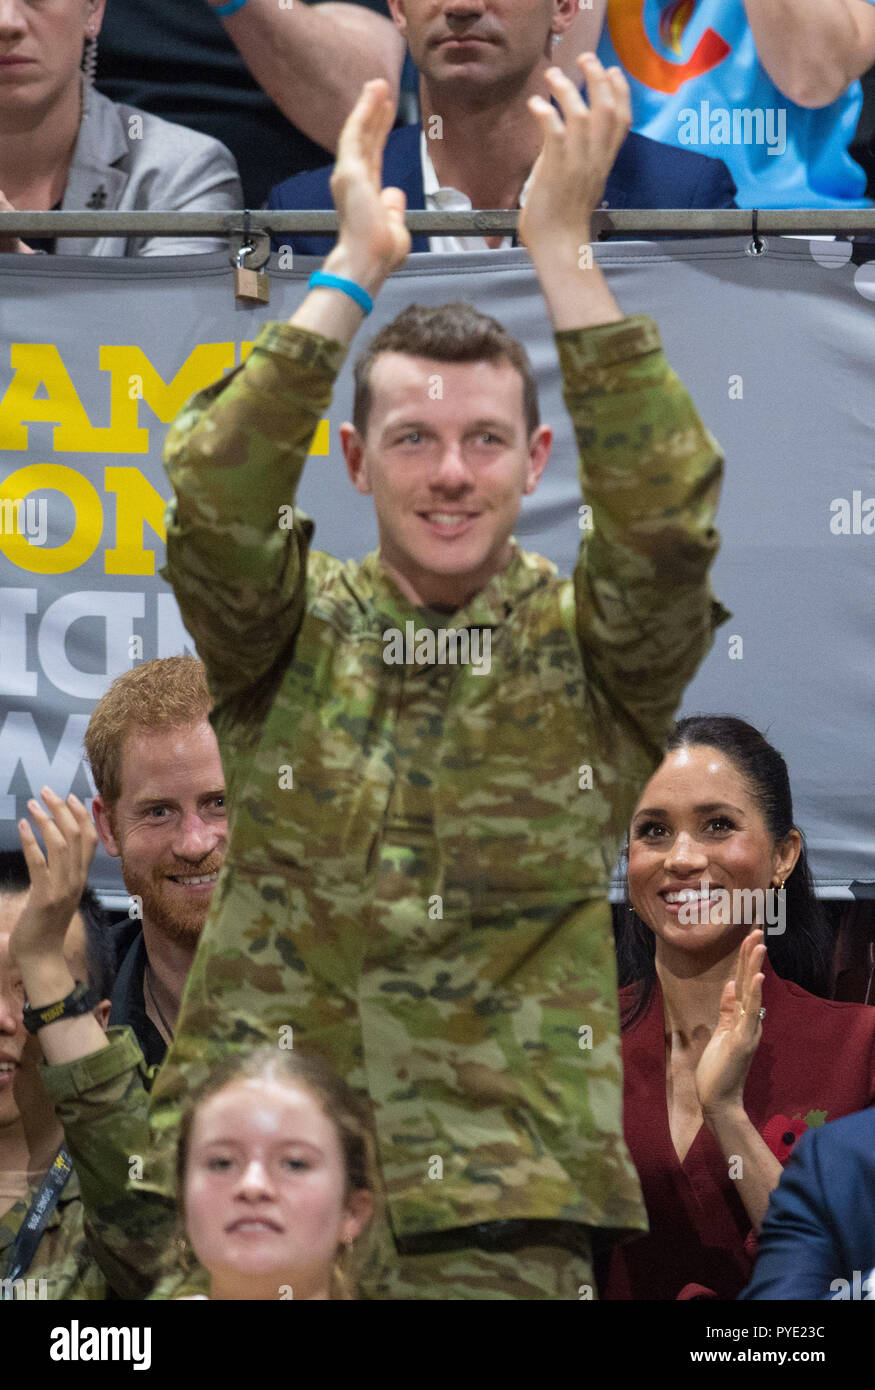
0;0;241;256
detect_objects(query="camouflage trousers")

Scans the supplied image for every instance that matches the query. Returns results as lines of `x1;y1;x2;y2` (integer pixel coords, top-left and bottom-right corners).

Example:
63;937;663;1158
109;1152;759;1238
360;1220;596;1301
151;1220;596;1300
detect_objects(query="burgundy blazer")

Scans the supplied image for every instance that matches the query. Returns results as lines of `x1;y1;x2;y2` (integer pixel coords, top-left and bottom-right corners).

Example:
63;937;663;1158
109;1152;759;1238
599;959;875;1300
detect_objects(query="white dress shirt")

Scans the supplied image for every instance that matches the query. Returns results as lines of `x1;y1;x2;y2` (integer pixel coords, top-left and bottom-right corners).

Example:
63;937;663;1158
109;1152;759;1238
420;129;534;253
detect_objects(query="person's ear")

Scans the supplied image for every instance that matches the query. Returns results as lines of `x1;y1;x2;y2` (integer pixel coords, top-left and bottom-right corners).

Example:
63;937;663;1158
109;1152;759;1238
342;1188;374;1243
773;828;802;886
385;0;408;40
88;1;108;39
523;424;553;495
340;422;373;496
92;796;121;858
551;0;582;41
93;998;112;1032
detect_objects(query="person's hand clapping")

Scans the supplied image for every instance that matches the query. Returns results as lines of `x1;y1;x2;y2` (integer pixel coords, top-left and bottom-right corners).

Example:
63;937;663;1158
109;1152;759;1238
519;53;631;258
327;78;410;291
11;787;98;970
0;189;36;255
695;929;767;1119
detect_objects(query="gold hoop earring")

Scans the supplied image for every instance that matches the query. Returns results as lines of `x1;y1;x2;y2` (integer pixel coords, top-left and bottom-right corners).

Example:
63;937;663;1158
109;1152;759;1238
174;1232;195;1273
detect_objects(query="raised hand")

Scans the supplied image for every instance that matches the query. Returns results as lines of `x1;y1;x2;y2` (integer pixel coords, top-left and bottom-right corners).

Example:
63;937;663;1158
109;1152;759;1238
519;53;631;256
11;788;98;969
329;78;411;285
695;929;767;1118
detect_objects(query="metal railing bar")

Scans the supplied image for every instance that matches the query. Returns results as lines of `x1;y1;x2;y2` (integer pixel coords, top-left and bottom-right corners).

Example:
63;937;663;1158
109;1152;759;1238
0;209;873;238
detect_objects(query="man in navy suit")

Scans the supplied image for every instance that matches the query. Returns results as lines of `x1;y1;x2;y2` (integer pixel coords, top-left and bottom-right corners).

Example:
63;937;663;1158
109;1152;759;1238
268;0;736;257
741;1108;875;1300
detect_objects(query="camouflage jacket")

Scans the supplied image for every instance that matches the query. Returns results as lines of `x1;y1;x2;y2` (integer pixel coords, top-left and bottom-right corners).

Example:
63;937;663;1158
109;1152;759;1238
0;1162;106;1300
37;1027;170;1300
150;314;726;1239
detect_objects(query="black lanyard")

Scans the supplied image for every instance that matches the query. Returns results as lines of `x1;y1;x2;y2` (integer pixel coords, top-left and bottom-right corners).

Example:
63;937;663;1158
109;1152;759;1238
2;1148;72;1290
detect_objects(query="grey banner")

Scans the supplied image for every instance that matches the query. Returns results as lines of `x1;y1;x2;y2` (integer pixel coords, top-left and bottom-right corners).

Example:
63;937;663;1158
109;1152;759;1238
1;239;873;900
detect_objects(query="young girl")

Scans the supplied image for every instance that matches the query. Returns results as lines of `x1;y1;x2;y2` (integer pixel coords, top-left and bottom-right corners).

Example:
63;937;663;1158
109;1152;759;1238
174;1047;378;1300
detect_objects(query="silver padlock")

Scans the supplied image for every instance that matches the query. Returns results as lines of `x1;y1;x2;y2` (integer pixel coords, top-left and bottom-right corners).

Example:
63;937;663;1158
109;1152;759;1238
234;244;270;304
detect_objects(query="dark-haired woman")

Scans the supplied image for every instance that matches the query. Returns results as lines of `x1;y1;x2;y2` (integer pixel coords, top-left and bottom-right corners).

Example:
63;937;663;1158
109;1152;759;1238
598;715;875;1301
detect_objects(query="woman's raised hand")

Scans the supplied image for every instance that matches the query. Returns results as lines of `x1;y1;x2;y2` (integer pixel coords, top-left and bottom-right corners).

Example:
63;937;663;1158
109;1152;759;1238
695;929;767;1118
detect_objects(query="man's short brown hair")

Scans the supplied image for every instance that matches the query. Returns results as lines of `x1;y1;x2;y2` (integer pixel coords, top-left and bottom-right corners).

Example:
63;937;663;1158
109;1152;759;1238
84;656;212;808
351;302;540;439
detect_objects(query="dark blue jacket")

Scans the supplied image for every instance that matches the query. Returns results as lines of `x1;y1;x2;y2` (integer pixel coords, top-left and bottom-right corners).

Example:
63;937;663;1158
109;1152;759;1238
108;918;166;1070
267;121;737;256
741;1107;875;1300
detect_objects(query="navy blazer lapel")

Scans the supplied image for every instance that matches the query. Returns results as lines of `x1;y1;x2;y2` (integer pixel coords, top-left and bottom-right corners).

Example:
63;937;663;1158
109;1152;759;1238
601;166;627;209
383;124;428;253
601;133;640;210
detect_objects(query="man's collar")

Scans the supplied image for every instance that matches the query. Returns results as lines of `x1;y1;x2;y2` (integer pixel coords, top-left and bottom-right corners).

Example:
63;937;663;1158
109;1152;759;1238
108;926;166;1069
355;542;557;632
420;128;443;200
419;128;535;209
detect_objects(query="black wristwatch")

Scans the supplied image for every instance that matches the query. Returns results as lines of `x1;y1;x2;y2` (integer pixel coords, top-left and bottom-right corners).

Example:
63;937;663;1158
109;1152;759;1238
22;982;100;1035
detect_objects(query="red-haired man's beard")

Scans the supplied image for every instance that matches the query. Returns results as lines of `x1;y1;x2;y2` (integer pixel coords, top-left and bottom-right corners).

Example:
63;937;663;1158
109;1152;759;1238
119;852;224;947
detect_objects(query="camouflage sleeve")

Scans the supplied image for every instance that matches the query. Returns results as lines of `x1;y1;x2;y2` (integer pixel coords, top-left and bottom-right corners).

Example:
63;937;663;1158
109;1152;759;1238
161;322;349;705
559;314;728;758
40;1026;174;1300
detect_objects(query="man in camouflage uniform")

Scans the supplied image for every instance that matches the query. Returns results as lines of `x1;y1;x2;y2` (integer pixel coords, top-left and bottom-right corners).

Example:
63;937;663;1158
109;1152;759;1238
32;57;727;1299
145;56;726;1299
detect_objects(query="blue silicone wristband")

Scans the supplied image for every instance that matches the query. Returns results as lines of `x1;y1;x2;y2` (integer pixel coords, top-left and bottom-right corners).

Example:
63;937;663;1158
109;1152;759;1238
308;272;374;316
212;0;248;17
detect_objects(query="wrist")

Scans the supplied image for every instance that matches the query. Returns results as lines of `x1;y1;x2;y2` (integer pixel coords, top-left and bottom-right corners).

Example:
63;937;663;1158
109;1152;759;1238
323;245;388;299
526;227;594;269
701;1100;748;1131
17;958;76;1009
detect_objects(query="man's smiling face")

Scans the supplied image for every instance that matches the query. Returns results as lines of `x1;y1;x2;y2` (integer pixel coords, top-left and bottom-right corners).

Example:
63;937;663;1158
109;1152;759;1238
342;352;551;608
93;721;227;945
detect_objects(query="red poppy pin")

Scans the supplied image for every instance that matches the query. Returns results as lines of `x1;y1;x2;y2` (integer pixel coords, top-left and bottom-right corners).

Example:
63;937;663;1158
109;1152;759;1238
762;1109;828;1161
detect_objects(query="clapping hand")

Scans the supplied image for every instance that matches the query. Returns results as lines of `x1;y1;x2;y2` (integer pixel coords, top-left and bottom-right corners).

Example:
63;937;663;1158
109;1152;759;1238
695;929;767;1118
519;53;631;257
329;78;411;287
11;788;98;970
